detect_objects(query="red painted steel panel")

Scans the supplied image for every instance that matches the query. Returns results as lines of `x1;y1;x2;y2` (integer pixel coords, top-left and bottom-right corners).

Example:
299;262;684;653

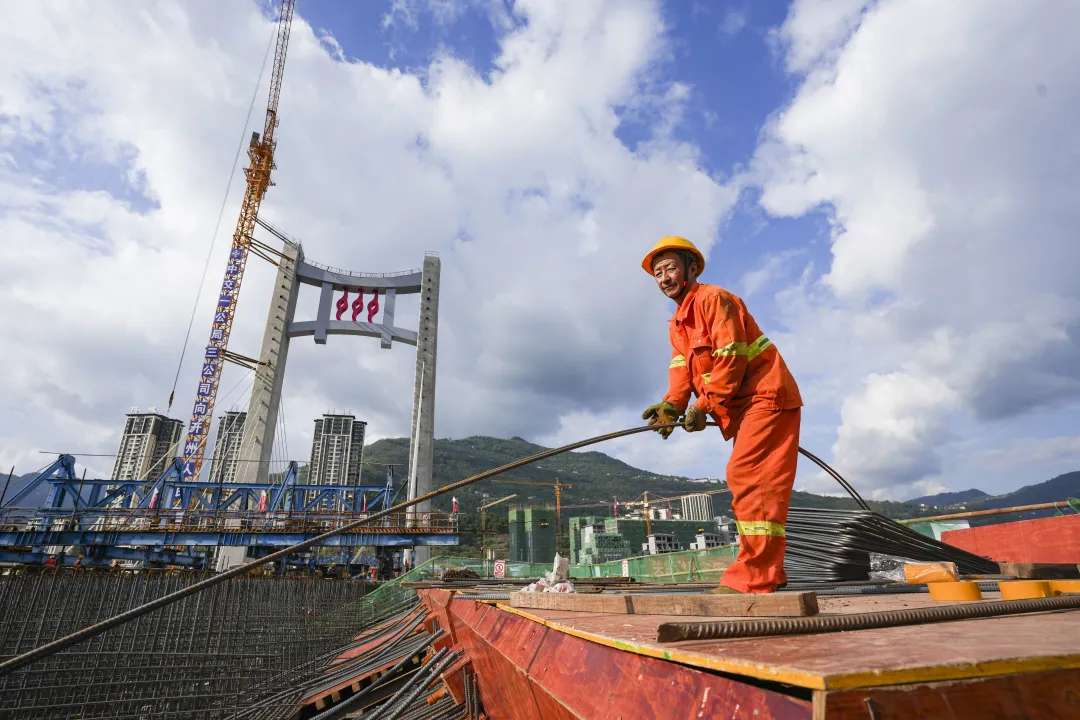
523;613;810;720
822;667;1080;719
419;592;811;720
441;655;470;705
452;608;551;720
941;514;1080;563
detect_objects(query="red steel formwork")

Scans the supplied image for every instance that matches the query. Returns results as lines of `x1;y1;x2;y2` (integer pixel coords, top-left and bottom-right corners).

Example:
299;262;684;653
941;514;1080;563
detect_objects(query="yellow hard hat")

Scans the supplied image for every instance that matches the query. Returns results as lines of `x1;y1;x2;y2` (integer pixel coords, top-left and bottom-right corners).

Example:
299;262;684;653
641;236;705;275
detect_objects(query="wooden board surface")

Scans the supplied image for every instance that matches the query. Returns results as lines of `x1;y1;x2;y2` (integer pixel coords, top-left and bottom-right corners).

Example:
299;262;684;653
509;590;818;617
495;590;1080;691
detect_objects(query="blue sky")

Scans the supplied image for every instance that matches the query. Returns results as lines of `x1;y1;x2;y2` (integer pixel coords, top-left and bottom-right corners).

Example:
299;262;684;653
1;1;1079;501
298;0;834;352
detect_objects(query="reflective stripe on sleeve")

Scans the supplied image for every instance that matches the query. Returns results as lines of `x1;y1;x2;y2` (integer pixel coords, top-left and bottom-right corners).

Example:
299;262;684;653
746;335;773;360
735;519;786;537
713;335;773;361
701;372;711;383
669;355;687;369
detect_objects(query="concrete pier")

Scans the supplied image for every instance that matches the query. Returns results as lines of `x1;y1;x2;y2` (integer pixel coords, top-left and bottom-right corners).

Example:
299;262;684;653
407;255;440;564
238;240;302;484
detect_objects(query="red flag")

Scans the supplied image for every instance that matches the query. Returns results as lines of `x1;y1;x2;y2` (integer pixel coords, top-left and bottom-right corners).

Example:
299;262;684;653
367;289;380;322
257;490;268;513
148;489;159;510
361;493;368;512
613;497;619;516
451;496;459;513
351;290;364;321
335;289;349;320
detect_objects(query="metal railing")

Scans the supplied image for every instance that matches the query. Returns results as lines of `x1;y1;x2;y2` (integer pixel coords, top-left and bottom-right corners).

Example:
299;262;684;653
0;509;459;536
302;257;420;279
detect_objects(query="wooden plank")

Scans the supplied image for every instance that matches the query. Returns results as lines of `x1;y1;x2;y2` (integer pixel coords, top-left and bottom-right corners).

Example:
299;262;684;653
509;592;633;613
630;592;818;617
509;591;817;617
999;562;1080;579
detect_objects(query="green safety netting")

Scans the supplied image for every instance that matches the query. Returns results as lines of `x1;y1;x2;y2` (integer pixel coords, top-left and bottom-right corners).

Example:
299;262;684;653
568;545;737;583
356;545;740;622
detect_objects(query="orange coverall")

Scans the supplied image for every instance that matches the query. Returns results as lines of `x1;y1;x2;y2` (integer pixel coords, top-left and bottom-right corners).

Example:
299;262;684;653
663;282;802;593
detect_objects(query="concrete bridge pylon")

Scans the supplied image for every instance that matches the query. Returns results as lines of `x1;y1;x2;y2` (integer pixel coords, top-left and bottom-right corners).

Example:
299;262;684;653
234;227;440;541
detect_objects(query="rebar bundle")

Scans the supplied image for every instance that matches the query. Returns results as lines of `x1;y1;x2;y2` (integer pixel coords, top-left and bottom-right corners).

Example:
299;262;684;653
784;507;1000;583
0;571;371;719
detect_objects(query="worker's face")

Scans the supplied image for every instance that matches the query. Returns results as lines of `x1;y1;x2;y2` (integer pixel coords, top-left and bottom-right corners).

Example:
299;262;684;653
652;251;697;302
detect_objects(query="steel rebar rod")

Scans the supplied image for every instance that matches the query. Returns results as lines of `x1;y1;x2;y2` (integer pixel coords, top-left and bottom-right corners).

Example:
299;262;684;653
380;650;461;720
372;647;450;720
897;500;1076;524
658;593;1080;642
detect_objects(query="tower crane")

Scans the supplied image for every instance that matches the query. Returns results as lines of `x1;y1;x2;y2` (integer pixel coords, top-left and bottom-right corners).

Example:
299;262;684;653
179;0;296;481
478;493;517;553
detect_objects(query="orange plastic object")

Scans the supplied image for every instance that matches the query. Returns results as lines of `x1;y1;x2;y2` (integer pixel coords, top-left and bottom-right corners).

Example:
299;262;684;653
928;581;982;601
1049;579;1080;595
904;562;958;584
998;580;1051;600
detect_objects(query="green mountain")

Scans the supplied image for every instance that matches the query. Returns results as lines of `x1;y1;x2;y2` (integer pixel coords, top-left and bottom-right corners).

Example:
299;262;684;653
907;489;990;509
361;435;918;519
956;471;1080;525
974;471;1080;509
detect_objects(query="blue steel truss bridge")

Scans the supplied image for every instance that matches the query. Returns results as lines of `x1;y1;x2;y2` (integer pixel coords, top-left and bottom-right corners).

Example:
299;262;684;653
0;454;459;569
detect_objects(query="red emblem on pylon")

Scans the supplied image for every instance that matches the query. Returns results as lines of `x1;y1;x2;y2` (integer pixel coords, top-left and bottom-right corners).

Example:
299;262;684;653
351;290;364;321
335;290;349;320
367;289;380;322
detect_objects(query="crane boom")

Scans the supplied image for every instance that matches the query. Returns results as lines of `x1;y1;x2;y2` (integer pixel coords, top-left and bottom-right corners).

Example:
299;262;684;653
179;0;296;481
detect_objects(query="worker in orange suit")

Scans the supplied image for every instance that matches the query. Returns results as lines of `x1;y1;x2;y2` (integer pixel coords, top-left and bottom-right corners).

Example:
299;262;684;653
641;236;802;593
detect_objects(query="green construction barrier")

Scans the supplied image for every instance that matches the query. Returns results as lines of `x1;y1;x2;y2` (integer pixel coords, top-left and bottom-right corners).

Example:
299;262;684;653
569;544;738;584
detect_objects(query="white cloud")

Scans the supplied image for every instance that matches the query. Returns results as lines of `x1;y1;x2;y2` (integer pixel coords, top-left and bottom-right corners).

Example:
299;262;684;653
739;249;803;298
752;0;1080;496
719;9;748;38
0;1;735;480
977;434;1080;472
773;0;872;74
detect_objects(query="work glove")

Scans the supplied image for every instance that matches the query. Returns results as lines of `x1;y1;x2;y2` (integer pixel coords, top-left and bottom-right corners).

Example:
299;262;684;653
682;406;707;433
642;401;680;439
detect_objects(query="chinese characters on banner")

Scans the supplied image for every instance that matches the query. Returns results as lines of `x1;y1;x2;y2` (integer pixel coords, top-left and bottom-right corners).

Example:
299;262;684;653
181;246;245;479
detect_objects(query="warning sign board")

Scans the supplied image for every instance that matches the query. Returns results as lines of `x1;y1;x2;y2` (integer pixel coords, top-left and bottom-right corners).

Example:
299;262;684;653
493;559;506;578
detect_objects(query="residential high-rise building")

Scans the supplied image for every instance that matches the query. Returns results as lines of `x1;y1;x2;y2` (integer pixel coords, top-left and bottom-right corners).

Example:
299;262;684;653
112;413;184;481
308;414;366;485
680;493;714;522
208;411;247;484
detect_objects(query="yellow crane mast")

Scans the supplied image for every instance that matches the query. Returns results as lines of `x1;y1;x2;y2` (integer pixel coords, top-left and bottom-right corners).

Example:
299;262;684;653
179;0;296;481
